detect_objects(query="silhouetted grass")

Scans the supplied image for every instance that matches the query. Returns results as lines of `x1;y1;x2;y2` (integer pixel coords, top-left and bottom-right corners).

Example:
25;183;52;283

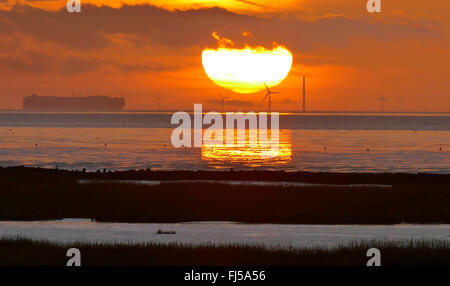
0;237;449;266
0;167;449;224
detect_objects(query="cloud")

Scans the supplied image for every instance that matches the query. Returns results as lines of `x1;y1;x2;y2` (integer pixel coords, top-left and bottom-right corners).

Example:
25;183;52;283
0;3;438;52
60;56;100;75
0;50;53;72
0;50;101;74
0;3;441;76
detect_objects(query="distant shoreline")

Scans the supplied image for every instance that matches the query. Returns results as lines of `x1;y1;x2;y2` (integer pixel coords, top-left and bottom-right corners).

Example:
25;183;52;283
2;165;450;183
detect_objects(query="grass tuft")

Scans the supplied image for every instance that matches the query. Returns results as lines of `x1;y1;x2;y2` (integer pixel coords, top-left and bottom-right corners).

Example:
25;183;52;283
0;237;449;266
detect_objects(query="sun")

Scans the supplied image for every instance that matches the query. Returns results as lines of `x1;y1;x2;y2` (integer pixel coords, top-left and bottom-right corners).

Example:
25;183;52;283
202;45;293;94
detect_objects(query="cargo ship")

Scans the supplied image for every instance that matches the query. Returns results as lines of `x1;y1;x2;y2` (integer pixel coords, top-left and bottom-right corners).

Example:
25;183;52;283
23;95;125;111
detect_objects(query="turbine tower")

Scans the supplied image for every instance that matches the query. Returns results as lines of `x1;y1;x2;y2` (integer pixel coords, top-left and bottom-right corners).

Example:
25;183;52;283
263;82;280;113
218;94;230;111
302;75;306;112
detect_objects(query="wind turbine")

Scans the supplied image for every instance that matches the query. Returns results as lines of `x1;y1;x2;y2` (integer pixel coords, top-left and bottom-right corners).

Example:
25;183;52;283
217;94;230;111
262;82;280;113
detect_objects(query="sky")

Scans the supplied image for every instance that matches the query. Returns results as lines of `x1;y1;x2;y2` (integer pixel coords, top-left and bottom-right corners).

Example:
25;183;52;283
0;0;449;111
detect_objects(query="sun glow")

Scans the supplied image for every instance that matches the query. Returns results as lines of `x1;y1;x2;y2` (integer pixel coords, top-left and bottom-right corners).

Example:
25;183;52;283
202;36;293;94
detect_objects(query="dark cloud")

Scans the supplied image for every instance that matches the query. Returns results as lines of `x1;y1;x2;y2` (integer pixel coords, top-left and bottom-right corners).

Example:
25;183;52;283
0;49;177;74
0;50;100;74
0;3;439;76
0;3;437;52
60;55;100;75
0;51;53;72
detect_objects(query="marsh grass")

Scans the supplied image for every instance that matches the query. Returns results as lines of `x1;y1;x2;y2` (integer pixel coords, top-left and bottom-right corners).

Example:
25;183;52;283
0;237;449;266
0;167;449;224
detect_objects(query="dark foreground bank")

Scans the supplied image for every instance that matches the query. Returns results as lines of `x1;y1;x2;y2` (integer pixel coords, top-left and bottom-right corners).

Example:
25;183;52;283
0;238;449;266
0;167;449;224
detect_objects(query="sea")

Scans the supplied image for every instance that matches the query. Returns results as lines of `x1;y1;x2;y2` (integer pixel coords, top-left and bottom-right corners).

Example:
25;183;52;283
1;111;450;248
0;111;449;173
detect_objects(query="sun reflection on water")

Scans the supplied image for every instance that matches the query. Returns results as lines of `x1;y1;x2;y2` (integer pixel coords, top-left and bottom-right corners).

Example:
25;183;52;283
201;129;292;168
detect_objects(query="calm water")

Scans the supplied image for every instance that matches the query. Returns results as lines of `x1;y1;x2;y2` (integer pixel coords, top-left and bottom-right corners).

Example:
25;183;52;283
0;220;449;249
0;112;449;173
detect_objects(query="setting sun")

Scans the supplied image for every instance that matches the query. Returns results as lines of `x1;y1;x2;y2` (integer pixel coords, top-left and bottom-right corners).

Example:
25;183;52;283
202;45;293;94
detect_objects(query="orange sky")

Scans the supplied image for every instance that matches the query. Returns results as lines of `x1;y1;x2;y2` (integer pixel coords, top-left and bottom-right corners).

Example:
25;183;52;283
0;0;449;111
